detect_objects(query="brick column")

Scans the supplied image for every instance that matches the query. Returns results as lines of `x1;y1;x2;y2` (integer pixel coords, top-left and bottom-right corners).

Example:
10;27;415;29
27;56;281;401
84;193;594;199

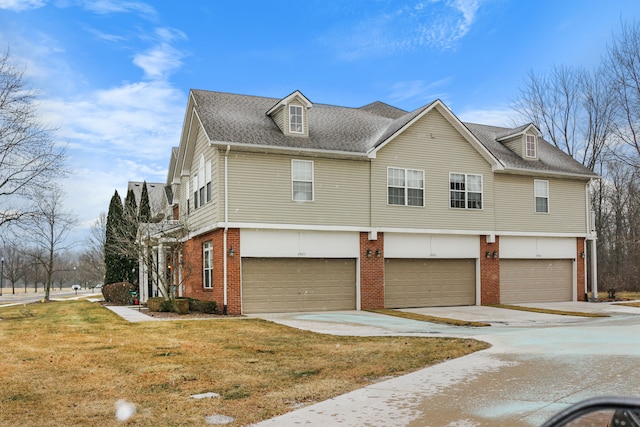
577;238;586;301
480;235;500;305
226;228;242;314
360;232;385;309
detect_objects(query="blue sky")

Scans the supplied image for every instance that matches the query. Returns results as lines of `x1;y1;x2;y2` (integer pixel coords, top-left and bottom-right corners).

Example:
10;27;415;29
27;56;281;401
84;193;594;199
1;0;639;243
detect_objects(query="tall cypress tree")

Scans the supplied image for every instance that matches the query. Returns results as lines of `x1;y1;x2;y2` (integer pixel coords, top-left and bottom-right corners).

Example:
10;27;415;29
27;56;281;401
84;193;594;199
123;189;139;284
104;190;125;284
139;181;151;223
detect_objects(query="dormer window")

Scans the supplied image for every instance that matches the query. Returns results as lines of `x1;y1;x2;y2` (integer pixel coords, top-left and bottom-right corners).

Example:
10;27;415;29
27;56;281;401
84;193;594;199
526;135;536;158
289;105;303;134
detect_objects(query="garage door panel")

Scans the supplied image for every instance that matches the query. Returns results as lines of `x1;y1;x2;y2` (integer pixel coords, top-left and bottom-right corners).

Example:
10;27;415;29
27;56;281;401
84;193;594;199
242;258;356;314
500;259;572;303
385;259;476;308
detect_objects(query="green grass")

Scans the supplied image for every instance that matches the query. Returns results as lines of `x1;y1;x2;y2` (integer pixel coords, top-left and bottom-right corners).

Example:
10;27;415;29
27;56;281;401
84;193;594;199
0;300;488;426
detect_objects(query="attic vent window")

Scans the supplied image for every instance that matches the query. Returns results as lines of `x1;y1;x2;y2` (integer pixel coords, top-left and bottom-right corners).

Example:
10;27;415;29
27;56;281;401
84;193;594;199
289;105;303;134
526;135;536;158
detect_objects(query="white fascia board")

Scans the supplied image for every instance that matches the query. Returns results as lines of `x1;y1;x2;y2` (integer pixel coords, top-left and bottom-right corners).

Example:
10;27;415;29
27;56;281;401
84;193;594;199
209;140;370;161
266;90;313;116
496;123;542;142
496;230;589;238
496;167;597;180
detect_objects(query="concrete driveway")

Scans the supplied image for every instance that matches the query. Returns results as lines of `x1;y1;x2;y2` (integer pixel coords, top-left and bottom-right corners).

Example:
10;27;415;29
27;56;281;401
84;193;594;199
249;302;640;426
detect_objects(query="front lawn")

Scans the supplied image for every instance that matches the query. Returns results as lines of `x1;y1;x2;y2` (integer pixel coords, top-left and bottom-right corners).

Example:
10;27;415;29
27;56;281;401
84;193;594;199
0;301;487;426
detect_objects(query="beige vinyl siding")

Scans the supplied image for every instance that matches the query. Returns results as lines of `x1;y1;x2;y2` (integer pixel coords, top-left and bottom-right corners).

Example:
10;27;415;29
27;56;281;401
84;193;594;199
494;174;587;233
272;108;285;133
372;109;495;230
181;125;220;230
504;136;523;158
224;151;370;227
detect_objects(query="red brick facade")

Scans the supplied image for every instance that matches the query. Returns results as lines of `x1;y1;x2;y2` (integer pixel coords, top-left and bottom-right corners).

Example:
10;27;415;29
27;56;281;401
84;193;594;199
480;235;500;305
359;232;385;309
181;228;242;314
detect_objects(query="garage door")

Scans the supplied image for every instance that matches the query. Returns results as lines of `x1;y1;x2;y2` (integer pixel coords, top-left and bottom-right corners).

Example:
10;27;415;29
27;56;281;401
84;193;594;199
242;258;357;314
500;259;573;304
384;259;476;308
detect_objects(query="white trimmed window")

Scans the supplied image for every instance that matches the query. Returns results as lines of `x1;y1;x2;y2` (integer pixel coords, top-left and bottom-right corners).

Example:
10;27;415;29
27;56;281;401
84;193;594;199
193;174;199;209
203;241;213;289
292;160;313;201
387;167;424;206
205;160;212;202
526;135;537;158
289;105;303;134
535;180;549;213
450;173;483;209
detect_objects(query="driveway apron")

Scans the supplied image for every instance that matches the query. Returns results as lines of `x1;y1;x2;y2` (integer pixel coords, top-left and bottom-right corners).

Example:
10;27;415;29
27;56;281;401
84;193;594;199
250;304;640;426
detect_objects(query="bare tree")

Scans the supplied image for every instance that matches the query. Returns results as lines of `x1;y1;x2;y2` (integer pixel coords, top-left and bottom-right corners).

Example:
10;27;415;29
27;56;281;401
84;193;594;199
0;238;28;294
513;65;584;158
82;212;106;286
0;48;66;227
19;187;77;301
606;20;640;165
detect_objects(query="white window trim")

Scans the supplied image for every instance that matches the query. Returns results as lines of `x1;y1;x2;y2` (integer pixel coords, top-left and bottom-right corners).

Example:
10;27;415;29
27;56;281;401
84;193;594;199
387;167;425;207
449;172;483;210
289;104;304;134
203;241;213;289
534;179;550;214
526;134;537;158
291;159;314;202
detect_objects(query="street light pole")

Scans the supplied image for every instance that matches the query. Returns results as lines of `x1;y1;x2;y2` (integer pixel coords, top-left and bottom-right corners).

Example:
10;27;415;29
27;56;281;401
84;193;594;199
0;256;4;297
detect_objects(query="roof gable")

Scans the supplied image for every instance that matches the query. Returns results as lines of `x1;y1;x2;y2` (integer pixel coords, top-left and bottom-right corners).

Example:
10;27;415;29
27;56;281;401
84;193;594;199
265;90;312;116
496;123;541;141
367;99;503;170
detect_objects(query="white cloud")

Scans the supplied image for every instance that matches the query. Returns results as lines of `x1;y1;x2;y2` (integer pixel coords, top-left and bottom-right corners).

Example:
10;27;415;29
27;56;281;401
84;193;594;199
0;0;46;11
40;80;185;161
79;0;157;20
387;78;452;104
133;28;187;80
324;0;483;60
457;106;518;127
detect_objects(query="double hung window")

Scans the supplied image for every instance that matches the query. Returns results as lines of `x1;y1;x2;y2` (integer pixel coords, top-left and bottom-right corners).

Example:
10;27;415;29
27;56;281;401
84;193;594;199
450;173;483;209
526;135;537;158
289;105;303;134
535;180;549;213
203;241;212;289
292;160;313;201
387;167;424;206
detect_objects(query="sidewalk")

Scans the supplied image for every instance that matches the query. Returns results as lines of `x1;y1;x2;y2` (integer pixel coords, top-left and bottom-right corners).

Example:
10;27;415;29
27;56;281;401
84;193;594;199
104;305;158;322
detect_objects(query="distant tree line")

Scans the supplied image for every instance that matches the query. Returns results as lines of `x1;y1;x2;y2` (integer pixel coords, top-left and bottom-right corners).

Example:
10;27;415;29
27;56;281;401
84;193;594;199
512;20;640;292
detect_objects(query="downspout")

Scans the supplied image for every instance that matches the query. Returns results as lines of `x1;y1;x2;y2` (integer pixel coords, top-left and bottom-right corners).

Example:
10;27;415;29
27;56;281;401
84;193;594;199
223;145;230;315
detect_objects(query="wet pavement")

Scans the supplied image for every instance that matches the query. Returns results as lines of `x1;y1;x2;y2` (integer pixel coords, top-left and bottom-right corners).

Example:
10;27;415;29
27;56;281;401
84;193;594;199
248;302;640;426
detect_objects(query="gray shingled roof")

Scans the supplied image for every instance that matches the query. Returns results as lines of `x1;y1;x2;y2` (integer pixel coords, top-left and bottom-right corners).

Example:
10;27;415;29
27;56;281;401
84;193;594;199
463;123;597;177
192;90;392;153
191;89;597;178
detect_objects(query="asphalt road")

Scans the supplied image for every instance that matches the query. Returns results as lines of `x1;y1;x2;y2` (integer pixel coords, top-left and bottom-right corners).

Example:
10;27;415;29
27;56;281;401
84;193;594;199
250;303;640;426
0;287;101;306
